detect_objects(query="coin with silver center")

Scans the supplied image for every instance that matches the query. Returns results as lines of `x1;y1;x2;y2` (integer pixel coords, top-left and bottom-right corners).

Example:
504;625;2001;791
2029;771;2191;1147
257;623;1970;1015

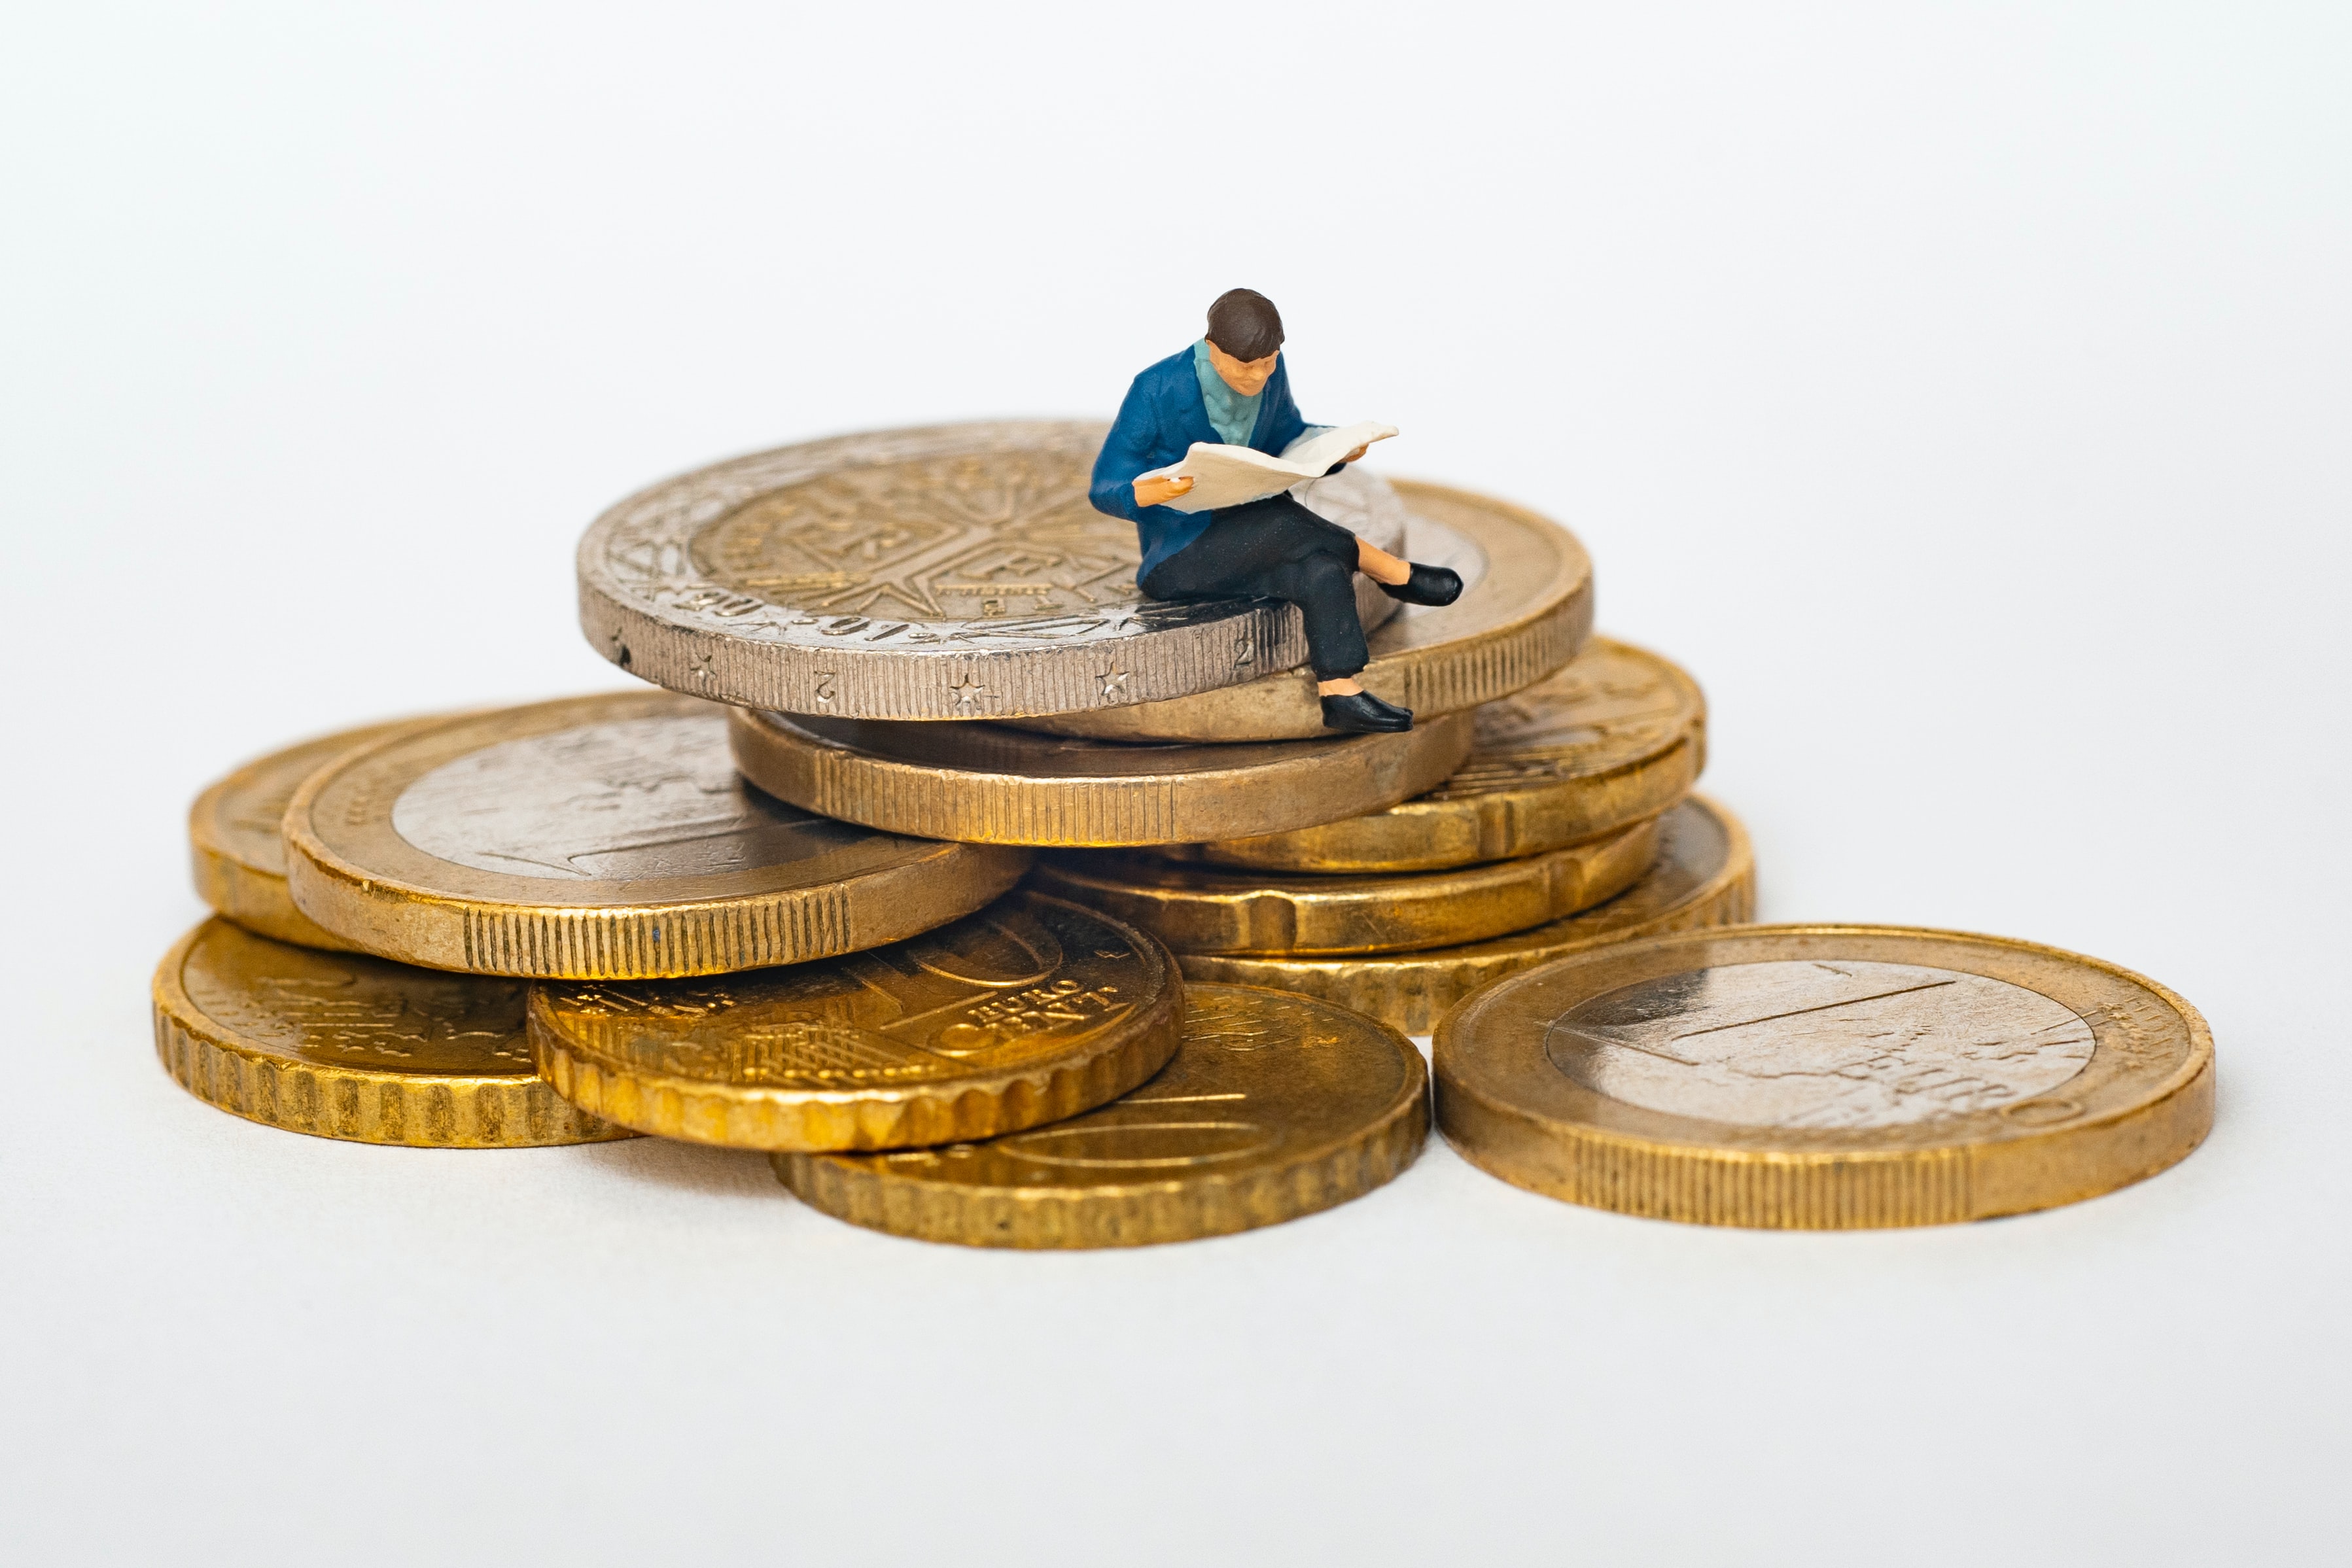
576;421;1409;720
283;691;1031;978
1007;478;1593;742
1434;924;2215;1228
188;715;446;950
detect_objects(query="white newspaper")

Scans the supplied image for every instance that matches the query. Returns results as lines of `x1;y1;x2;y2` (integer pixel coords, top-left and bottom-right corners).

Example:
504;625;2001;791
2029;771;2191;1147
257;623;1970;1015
1137;420;1397;512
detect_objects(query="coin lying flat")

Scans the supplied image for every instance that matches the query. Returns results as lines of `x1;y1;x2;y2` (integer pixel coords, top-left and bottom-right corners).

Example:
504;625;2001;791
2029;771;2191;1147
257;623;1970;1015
1159;638;1704;873
1434;925;2215;1228
1177;796;1753;1034
577;421;1409;720
777;983;1427;1247
529;892;1180;1151
189;716;441;950
1010;479;1593;742
152;918;631;1147
1030;813;1659;957
727;705;1474;848
283;691;1030;978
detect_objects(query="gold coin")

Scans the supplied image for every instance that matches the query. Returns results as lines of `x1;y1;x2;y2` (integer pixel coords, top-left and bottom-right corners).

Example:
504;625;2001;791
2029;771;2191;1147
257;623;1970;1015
1029;813;1659;957
1434;924;2214;1228
188;716;440;950
1009;478;1592;742
1176;796;1753;1034
528;892;1181;1151
726;705;1473;847
1159;636;1704;873
776;983;1428;1247
284;691;1030;978
152;918;631;1147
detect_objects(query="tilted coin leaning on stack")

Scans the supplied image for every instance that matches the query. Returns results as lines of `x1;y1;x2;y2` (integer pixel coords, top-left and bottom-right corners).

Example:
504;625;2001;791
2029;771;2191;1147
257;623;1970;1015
148;415;2215;1237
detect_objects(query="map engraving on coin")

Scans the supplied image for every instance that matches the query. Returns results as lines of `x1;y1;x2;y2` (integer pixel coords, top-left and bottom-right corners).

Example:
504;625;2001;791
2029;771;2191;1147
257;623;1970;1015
391;714;864;881
578;421;1408;718
1546;960;2095;1130
1433;924;2215;1228
285;693;1030;978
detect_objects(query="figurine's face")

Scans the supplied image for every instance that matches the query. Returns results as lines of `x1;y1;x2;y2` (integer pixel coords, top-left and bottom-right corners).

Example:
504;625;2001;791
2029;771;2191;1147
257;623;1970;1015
1206;340;1280;397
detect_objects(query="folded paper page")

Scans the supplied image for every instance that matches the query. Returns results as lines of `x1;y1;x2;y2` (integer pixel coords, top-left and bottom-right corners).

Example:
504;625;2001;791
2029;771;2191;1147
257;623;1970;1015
1139;421;1398;512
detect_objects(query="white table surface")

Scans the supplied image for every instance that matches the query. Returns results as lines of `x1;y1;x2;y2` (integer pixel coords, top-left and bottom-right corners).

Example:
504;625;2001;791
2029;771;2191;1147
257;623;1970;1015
5;7;2345;1563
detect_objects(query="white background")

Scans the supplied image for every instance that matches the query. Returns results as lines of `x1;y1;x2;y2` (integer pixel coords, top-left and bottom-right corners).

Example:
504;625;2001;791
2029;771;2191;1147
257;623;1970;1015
5;5;2347;1563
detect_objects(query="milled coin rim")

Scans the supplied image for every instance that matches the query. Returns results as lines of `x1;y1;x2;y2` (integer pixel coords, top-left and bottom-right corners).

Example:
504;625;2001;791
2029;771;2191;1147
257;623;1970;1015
1028;812;1661;956
726;705;1476;847
1006;478;1594;742
1174;795;1755;1034
575;420;1416;719
1431;923;2215;1228
1160;636;1706;873
527;892;1185;1152
282;690;1033;978
188;714;446;950
771;983;1431;1247
151;918;635;1148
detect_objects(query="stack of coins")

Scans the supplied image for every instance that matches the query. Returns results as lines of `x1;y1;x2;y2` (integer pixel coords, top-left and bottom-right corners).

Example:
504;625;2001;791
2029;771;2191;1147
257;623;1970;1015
156;419;2211;1238
1027;638;1754;1035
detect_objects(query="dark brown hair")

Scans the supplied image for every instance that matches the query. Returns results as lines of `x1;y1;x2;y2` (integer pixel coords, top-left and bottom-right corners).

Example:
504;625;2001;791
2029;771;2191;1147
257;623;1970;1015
1206;288;1284;361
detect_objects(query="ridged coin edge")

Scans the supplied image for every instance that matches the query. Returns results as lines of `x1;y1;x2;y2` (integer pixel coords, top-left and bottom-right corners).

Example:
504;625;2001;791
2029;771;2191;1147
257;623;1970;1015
527;946;1185;1152
773;995;1431;1247
1171;797;1755;1033
1431;924;2217;1229
149;923;633;1149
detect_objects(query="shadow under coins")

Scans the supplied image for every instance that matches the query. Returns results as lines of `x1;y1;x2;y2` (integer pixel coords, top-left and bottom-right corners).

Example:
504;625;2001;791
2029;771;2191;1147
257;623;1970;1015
567;1133;786;1202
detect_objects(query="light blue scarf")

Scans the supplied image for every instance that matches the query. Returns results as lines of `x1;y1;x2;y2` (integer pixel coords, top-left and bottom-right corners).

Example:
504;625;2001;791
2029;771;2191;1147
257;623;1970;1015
1192;338;1263;447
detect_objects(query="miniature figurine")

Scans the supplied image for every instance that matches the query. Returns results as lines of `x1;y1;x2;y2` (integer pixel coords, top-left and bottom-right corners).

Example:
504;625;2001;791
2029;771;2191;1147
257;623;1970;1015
1090;288;1462;733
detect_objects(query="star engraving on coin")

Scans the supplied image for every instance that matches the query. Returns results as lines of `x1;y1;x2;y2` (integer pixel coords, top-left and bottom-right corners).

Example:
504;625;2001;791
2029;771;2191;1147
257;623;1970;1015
949;674;991;712
1098;665;1132;702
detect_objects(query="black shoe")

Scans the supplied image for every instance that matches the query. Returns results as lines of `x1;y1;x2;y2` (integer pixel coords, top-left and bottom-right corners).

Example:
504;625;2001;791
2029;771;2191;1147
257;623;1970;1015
1320;689;1414;733
1377;563;1464;606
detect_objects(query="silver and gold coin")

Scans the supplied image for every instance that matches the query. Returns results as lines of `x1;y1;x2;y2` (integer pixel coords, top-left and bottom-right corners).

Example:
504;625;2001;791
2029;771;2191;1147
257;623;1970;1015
1030;813;1658;956
1159;637;1703;873
529;892;1180;1151
776;983;1427;1247
1011;479;1593;742
726;705;1473;848
1434;924;2215;1228
284;691;1030;978
188;716;441;950
152;918;631;1147
1178;796;1753;1034
576;421;1409;719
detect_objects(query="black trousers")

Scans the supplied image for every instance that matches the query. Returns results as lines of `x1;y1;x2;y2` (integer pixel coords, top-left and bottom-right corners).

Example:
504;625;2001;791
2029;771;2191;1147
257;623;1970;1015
1139;494;1368;679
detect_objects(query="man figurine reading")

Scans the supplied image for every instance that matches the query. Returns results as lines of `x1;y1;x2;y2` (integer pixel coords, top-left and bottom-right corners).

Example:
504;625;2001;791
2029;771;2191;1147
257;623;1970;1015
1089;288;1462;733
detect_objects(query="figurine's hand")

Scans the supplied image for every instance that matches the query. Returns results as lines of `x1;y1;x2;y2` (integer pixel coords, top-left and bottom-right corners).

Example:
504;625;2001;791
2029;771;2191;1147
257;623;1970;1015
1342;444;1370;464
1134;474;1195;508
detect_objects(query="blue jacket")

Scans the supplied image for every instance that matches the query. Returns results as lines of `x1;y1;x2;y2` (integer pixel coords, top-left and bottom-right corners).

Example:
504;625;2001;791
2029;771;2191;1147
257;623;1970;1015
1089;345;1313;582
